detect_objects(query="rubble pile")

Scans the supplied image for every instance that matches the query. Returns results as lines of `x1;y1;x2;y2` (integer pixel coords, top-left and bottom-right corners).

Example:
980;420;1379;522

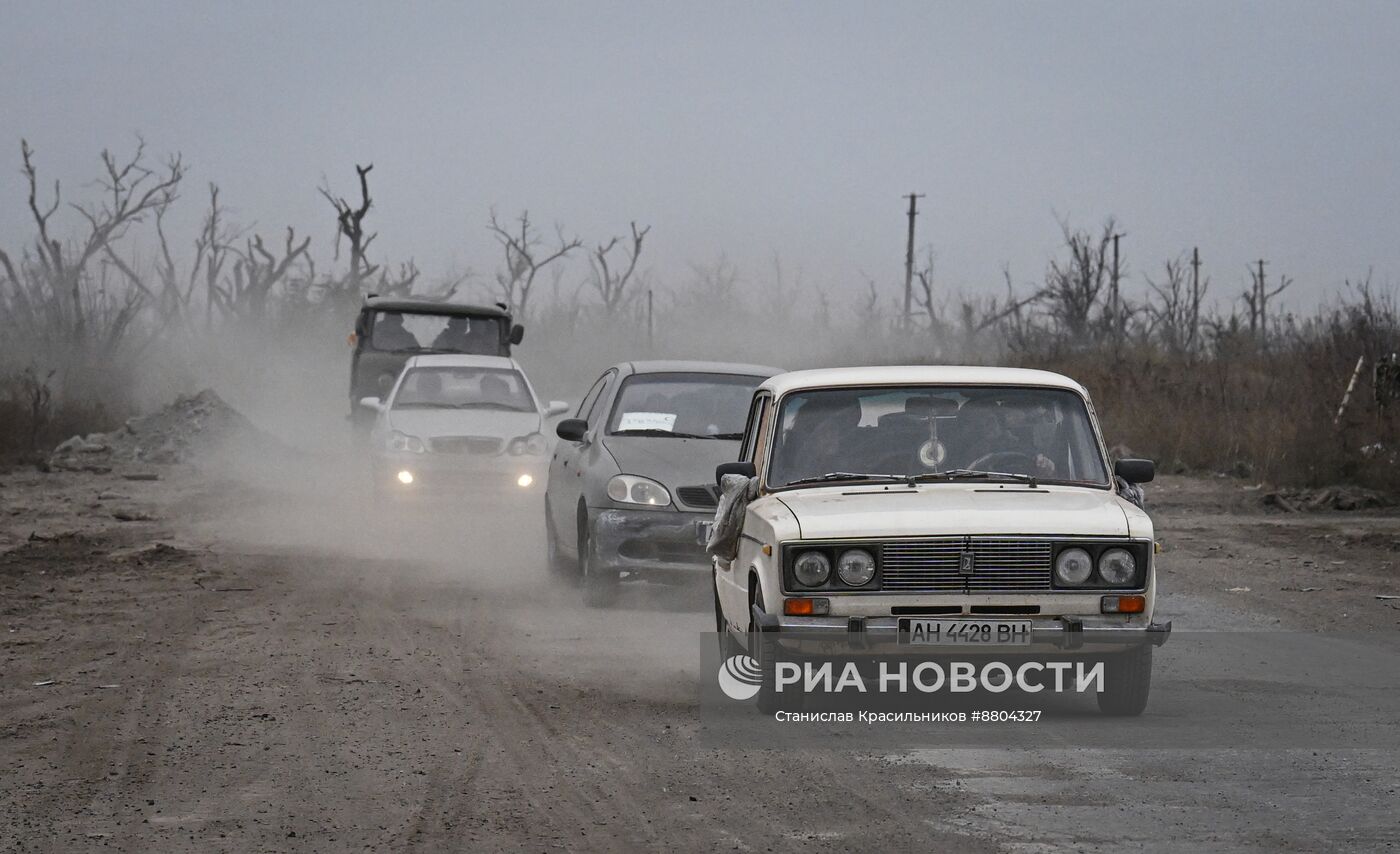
48;390;254;470
1261;485;1395;513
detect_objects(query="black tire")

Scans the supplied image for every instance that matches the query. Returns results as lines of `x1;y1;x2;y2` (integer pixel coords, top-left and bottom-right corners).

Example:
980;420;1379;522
1096;644;1153;716
544;497;578;581
714;577;741;659
749;583;798;714
580;518;620;608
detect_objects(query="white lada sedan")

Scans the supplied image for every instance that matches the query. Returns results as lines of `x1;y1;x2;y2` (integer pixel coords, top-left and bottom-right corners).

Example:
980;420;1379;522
711;366;1168;715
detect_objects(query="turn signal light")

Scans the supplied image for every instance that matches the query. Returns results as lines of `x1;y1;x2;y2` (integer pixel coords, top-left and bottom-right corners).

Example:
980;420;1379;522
1101;594;1146;614
783;597;830;616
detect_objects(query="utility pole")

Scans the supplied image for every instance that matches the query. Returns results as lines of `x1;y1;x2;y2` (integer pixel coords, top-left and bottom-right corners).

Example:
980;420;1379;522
1110;232;1125;339
646;288;654;351
903;192;924;333
1189;247;1202;350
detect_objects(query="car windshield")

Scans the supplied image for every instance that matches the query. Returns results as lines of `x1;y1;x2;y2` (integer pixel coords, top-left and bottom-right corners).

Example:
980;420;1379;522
767;386;1110;488
392;367;536;412
368;311;503;355
606;372;766;439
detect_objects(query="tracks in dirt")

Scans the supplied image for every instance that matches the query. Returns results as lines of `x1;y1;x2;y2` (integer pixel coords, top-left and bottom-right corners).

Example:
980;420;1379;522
2;540;984;852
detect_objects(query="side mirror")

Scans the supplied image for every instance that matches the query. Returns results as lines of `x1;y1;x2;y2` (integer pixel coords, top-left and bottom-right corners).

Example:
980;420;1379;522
358;396;384;412
509;324;525;345
716;460;756;486
556;418;587;442
1114;458;1155;484
545;400;570;418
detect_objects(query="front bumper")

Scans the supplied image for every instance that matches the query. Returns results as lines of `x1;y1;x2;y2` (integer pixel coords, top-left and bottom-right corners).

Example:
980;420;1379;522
589;507;713;577
756;611;1171;654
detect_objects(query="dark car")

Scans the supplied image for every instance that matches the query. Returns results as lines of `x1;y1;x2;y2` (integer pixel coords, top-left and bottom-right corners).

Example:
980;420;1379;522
545;360;782;606
349;297;524;429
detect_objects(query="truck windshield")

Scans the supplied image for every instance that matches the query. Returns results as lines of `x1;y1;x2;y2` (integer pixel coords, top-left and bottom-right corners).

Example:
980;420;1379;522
368;311;503;354
767;386;1109;488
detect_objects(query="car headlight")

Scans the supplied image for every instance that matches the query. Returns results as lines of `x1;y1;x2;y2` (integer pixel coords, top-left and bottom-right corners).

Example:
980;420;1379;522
606;474;671;506
388;430;425;453
1098;548;1137;586
793;550;831;587
508;432;549;456
836;548;876;586
1054;547;1093;585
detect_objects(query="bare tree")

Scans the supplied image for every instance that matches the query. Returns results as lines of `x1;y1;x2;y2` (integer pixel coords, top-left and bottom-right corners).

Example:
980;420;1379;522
588;222;650;312
217;228;313;321
488;210;581;318
1146;254;1209;354
911;247;938;331
320;163;378;299
0;139;184;346
1043;218;1117;342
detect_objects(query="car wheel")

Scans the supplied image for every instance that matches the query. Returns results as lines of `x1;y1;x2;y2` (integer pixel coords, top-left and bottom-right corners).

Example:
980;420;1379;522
748;582;796;714
580;520;619;608
714;575;740;658
1096;644;1153;716
544;497;578;581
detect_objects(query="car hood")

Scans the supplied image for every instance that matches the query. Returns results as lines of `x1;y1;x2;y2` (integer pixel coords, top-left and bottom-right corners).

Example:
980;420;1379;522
774;483;1131;539
386;408;541;439
601;435;741;490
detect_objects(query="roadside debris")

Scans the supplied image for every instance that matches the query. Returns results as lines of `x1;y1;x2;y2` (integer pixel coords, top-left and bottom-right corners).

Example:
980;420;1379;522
32;680;55;687
1282;586;1322;592
1227;586;1252;593
1261;486;1395;512
47;389;255;470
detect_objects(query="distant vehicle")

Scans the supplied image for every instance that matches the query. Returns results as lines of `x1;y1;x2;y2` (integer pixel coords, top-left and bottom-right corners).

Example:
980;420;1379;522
349;297;524;430
545;360;783;606
359;355;568;500
711;365;1168;715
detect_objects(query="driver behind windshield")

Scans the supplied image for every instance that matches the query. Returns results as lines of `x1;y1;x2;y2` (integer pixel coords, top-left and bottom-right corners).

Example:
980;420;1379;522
373;312;421;351
955;399;1057;478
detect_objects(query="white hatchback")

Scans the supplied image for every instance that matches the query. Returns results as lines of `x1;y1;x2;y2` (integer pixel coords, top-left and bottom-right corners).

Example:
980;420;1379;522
711;365;1168;715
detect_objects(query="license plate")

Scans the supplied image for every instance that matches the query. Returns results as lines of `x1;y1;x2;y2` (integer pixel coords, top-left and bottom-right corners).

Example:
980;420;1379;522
695;521;713;545
899;619;1032;645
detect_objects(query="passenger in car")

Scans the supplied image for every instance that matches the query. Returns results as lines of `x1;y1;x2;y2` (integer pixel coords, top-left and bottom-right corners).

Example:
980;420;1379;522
374;312;420;351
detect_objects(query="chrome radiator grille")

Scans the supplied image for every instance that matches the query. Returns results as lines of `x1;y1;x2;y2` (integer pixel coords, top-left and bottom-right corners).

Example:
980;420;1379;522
879;538;1054;593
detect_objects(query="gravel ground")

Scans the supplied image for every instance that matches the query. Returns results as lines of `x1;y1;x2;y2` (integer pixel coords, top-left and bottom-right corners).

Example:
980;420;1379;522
2;455;1398;852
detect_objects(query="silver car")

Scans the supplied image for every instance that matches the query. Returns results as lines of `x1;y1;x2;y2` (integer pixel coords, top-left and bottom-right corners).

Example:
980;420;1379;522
545;361;781;606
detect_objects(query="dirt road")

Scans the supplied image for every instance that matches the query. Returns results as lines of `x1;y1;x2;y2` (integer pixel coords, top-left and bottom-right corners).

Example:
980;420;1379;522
3;459;1399;852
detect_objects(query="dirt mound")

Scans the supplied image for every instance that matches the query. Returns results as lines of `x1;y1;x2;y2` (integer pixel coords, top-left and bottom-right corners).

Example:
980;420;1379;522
48;390;255;469
1261;485;1396;513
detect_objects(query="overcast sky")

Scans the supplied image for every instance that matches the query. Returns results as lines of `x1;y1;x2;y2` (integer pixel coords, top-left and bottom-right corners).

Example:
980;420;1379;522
3;1;1398;309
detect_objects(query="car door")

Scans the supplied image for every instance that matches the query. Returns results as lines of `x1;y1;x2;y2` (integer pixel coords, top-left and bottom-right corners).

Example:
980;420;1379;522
547;369;616;554
716;391;771;632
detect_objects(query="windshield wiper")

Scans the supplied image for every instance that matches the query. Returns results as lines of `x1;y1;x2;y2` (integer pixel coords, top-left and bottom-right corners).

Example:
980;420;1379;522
916;469;1040;488
784;471;914;487
611;428;713;439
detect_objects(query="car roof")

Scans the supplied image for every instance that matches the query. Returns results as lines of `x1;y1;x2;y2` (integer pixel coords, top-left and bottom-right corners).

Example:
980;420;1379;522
403;354;519;370
363;297;510;318
759;365;1090;397
617;360;784;378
